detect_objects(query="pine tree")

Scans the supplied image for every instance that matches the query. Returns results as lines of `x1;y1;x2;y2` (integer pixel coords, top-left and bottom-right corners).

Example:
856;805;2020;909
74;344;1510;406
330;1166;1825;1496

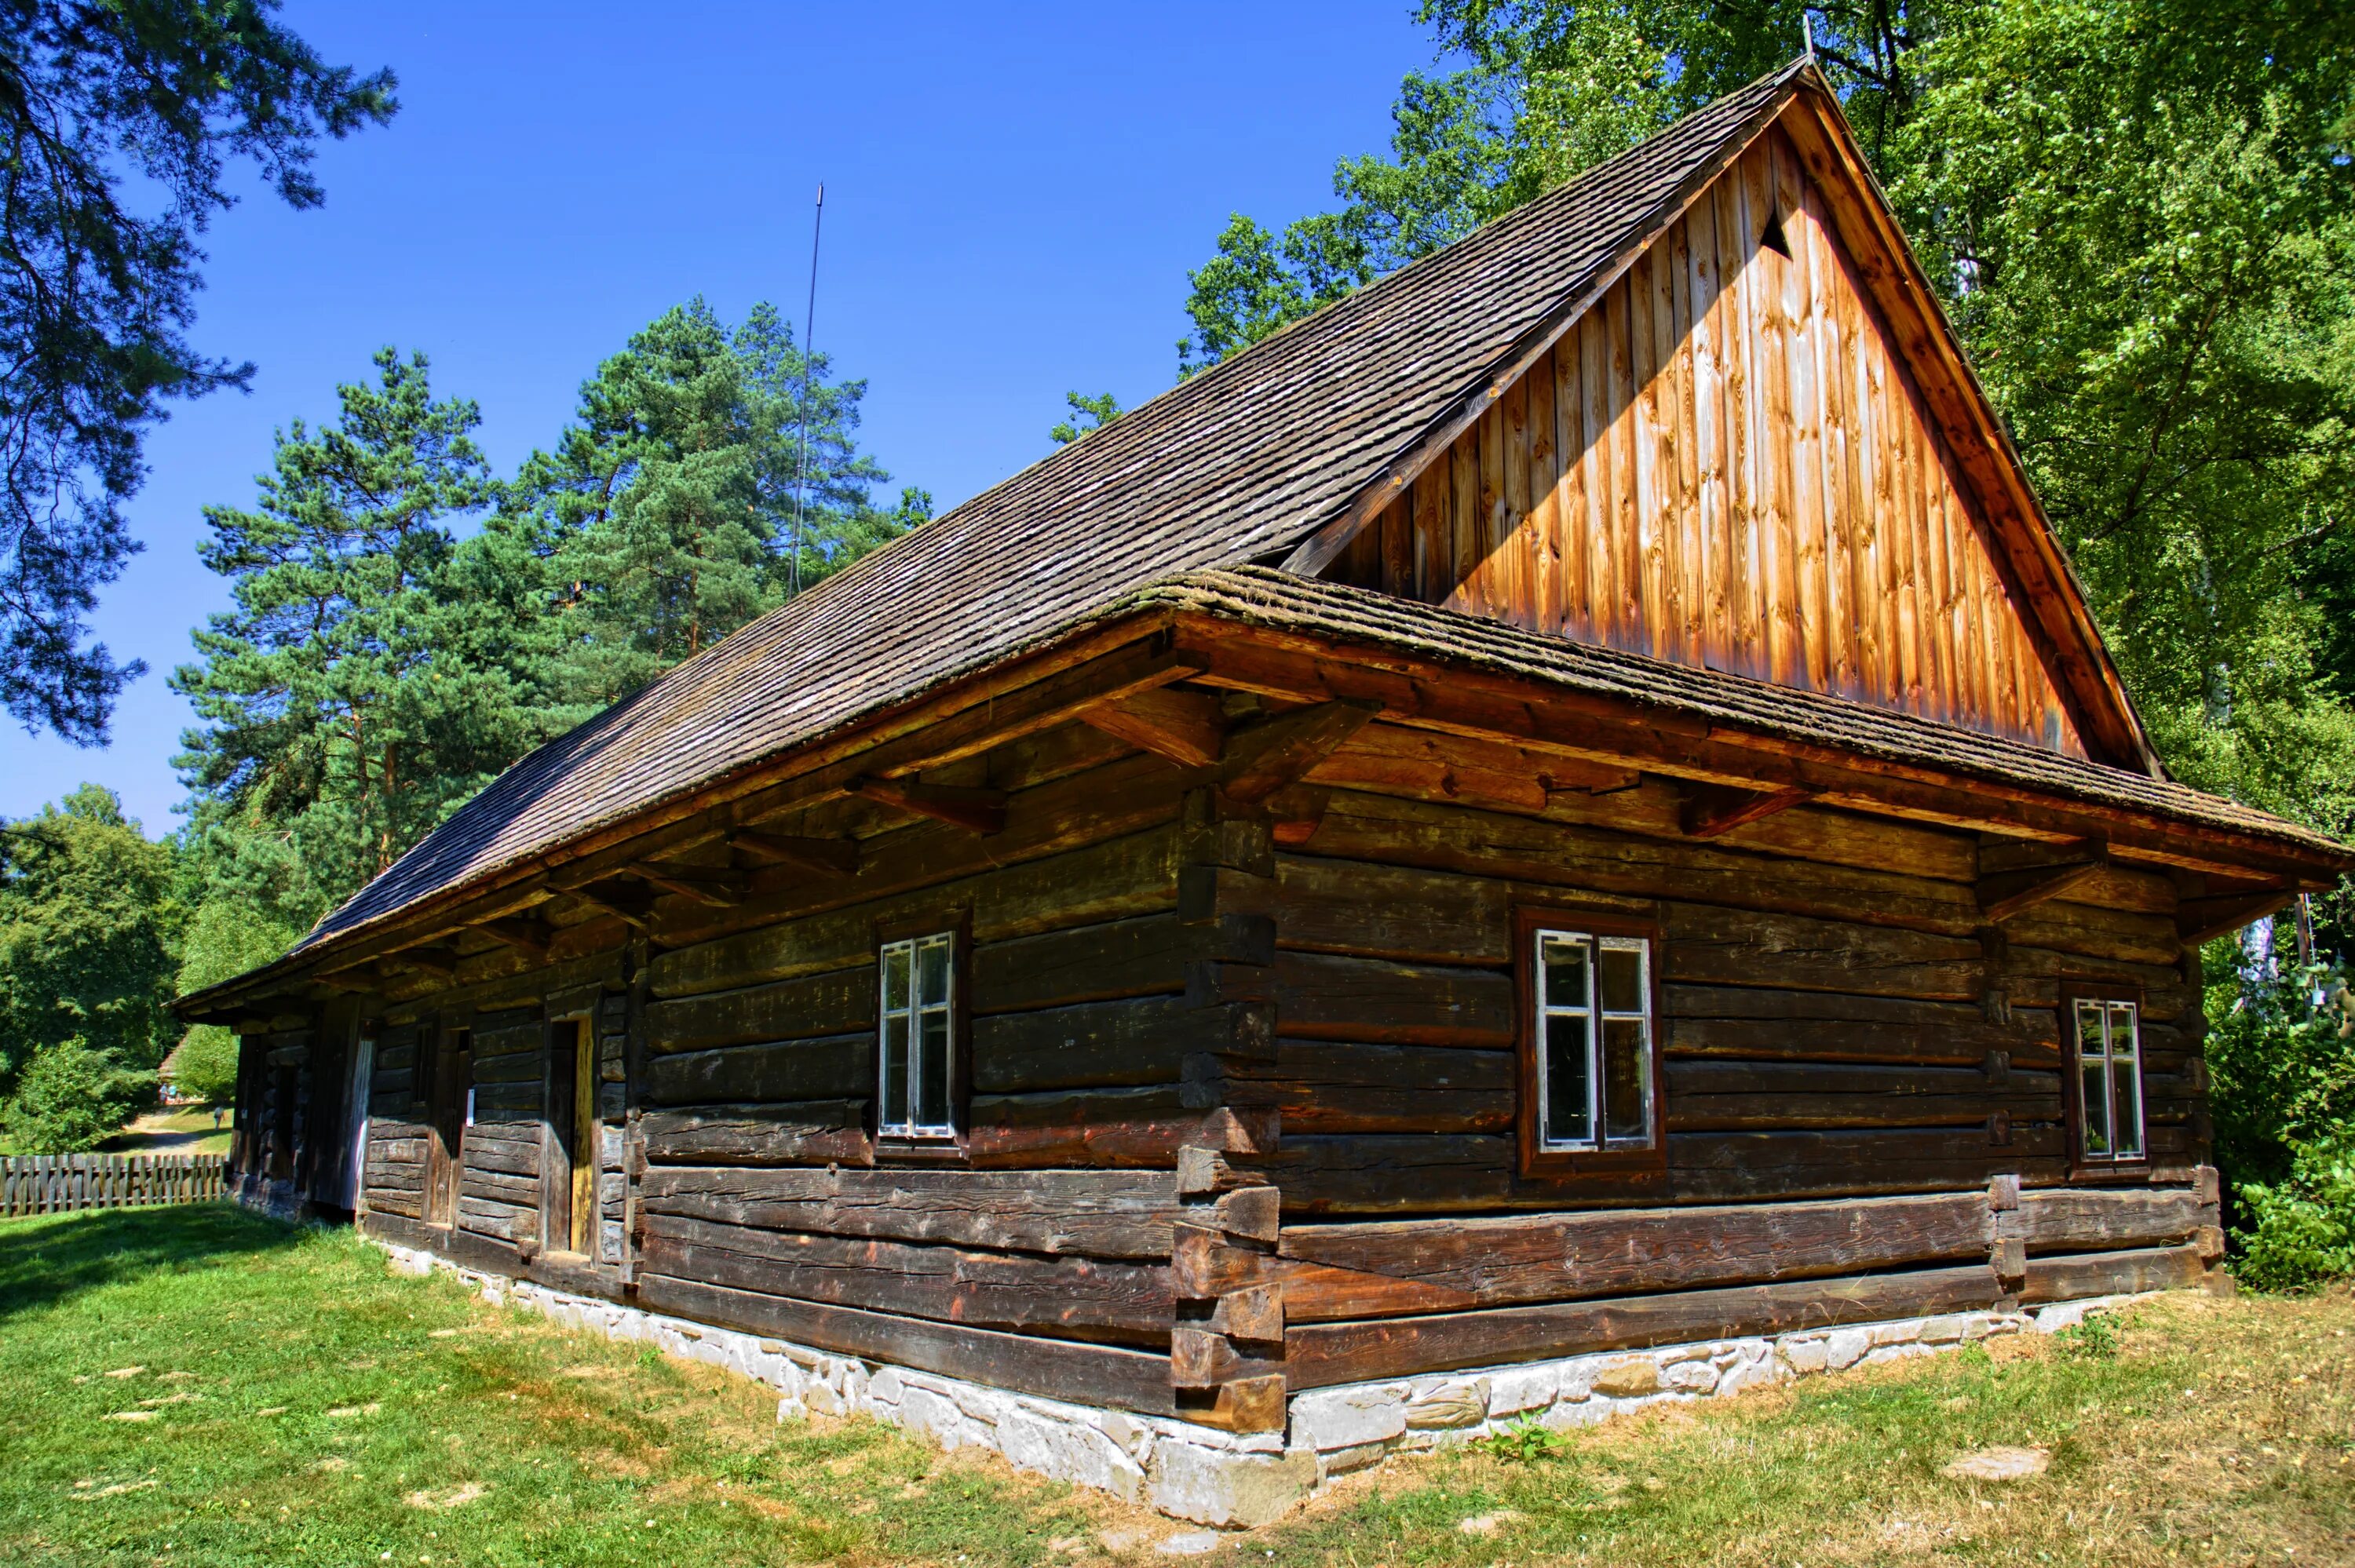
500;298;915;709
172;348;504;919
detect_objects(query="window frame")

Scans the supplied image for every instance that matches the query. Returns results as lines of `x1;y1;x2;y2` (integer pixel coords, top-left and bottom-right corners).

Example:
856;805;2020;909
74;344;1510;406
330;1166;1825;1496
874;921;967;1152
1514;906;1667;1178
2062;980;2149;1177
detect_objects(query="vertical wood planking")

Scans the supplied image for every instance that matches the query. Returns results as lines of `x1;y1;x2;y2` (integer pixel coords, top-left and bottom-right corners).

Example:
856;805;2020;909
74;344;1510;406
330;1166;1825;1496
1321;136;2088;757
1552;340;1588;640
1526;342;1561;632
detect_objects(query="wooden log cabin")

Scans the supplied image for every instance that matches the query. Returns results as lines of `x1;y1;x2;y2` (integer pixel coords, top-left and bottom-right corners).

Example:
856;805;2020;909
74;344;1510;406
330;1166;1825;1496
181;60;2350;1497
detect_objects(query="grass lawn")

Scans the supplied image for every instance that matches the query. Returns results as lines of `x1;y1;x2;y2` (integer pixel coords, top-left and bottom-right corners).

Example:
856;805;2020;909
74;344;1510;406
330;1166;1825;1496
0;1205;2349;1567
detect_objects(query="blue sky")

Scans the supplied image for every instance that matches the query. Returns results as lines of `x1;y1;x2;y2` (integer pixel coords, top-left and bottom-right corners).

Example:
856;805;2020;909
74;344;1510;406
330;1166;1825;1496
2;2;1437;835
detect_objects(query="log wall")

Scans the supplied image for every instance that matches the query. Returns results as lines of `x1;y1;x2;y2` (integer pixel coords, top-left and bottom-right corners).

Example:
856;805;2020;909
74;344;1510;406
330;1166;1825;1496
1324;127;2085;757
336;696;2222;1424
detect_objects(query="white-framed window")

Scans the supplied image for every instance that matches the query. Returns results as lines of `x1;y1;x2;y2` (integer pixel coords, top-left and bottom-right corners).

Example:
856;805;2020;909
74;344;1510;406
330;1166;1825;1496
2072;997;2145;1163
1534;929;1655;1150
878;932;957;1139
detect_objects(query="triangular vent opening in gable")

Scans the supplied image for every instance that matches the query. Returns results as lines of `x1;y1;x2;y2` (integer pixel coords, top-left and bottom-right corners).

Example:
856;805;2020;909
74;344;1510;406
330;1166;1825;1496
1760;206;1791;259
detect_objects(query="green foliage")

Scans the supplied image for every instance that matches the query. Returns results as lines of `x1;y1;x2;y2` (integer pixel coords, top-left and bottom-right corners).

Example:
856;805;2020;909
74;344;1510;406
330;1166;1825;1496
2233;1132;2355;1292
167;897;301;1105
2206;942;2355;1289
5;1036;152;1152
0;785;179;1097
495;297;919;710
2054;1310;2126;1360
1473;1413;1569;1461
170;348;510;928
2204;948;2355;1194
170;306;921;932
0;0;396;744
1049;391;1125;445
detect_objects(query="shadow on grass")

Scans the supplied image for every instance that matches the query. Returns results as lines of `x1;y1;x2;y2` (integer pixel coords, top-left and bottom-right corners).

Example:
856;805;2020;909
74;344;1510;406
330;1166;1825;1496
0;1202;303;1326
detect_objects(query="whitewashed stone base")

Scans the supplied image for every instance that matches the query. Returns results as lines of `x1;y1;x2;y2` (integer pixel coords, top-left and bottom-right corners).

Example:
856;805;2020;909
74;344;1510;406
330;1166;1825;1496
371;1240;2151;1528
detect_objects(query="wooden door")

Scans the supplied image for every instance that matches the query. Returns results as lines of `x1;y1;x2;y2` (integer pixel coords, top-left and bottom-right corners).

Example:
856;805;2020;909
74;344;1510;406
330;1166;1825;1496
425;1029;470;1227
543;1019;597;1257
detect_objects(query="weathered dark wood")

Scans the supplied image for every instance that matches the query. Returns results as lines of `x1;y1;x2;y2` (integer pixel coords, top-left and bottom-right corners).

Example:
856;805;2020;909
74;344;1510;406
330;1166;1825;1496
642;1034;868;1109
2013;1187;2203;1253
1662;903;1983;1000
1664;986;2056;1068
639;1216;1172;1344
2019;1243;2208;1303
966;1085;1200;1168
973;996;1272;1092
639;1100;873;1166
1225;1041;1513;1134
972;913;1269;1015
1283;1262;2004;1388
1271;950;1515;1046
1083;686;1227;768
645;969;875;1053
851;776;1009;834
650;826;1183;999
1663;1059;2061;1130
637;1273;1178;1413
639;1166;1181;1258
1186;1191;1993;1321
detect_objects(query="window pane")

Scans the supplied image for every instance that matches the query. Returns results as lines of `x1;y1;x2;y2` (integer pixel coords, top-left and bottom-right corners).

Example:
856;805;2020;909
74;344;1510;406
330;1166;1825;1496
1601;1018;1648;1142
1598;946;1644;1014
1541;936;1590;1012
2080;1059;2109;1158
916;1010;951;1129
2109;1004;2138;1063
880;1013;910;1129
2111;1058;2142;1158
1544;1016;1590;1145
2075;999;2104;1059
918;938;951;1011
883;946;910;1012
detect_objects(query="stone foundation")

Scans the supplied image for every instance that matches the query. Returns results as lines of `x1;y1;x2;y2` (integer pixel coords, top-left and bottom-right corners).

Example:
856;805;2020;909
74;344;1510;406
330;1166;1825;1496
373;1240;2154;1528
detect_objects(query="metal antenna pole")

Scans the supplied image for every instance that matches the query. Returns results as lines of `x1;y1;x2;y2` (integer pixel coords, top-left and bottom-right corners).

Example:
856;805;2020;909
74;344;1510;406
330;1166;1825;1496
790;182;825;596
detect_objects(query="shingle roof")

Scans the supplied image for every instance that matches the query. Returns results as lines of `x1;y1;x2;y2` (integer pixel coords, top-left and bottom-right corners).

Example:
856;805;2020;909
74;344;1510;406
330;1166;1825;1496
1132;567;2346;860
294;61;1816;954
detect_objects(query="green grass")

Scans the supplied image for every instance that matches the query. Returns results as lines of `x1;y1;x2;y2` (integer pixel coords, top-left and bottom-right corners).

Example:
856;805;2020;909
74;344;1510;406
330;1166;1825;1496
2;1206;2350;1566
0;1205;1112;1566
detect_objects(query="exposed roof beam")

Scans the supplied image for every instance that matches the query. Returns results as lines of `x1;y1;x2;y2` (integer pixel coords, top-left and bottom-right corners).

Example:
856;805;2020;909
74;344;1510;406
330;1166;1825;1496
1082;685;1227;768
851;777;1008;835
1217;700;1380;805
475;917;554;958
625;862;746;907
2178;891;2294;946
1975;840;2107;924
1680;782;1813;840
729;830;859;878
564;880;655;930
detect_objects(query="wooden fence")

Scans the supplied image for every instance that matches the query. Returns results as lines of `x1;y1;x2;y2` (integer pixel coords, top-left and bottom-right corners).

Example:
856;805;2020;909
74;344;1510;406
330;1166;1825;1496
1;1153;228;1216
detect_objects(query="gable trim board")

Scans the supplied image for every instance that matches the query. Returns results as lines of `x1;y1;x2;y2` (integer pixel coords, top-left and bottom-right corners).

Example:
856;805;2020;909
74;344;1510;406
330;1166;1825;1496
1286;70;2154;776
